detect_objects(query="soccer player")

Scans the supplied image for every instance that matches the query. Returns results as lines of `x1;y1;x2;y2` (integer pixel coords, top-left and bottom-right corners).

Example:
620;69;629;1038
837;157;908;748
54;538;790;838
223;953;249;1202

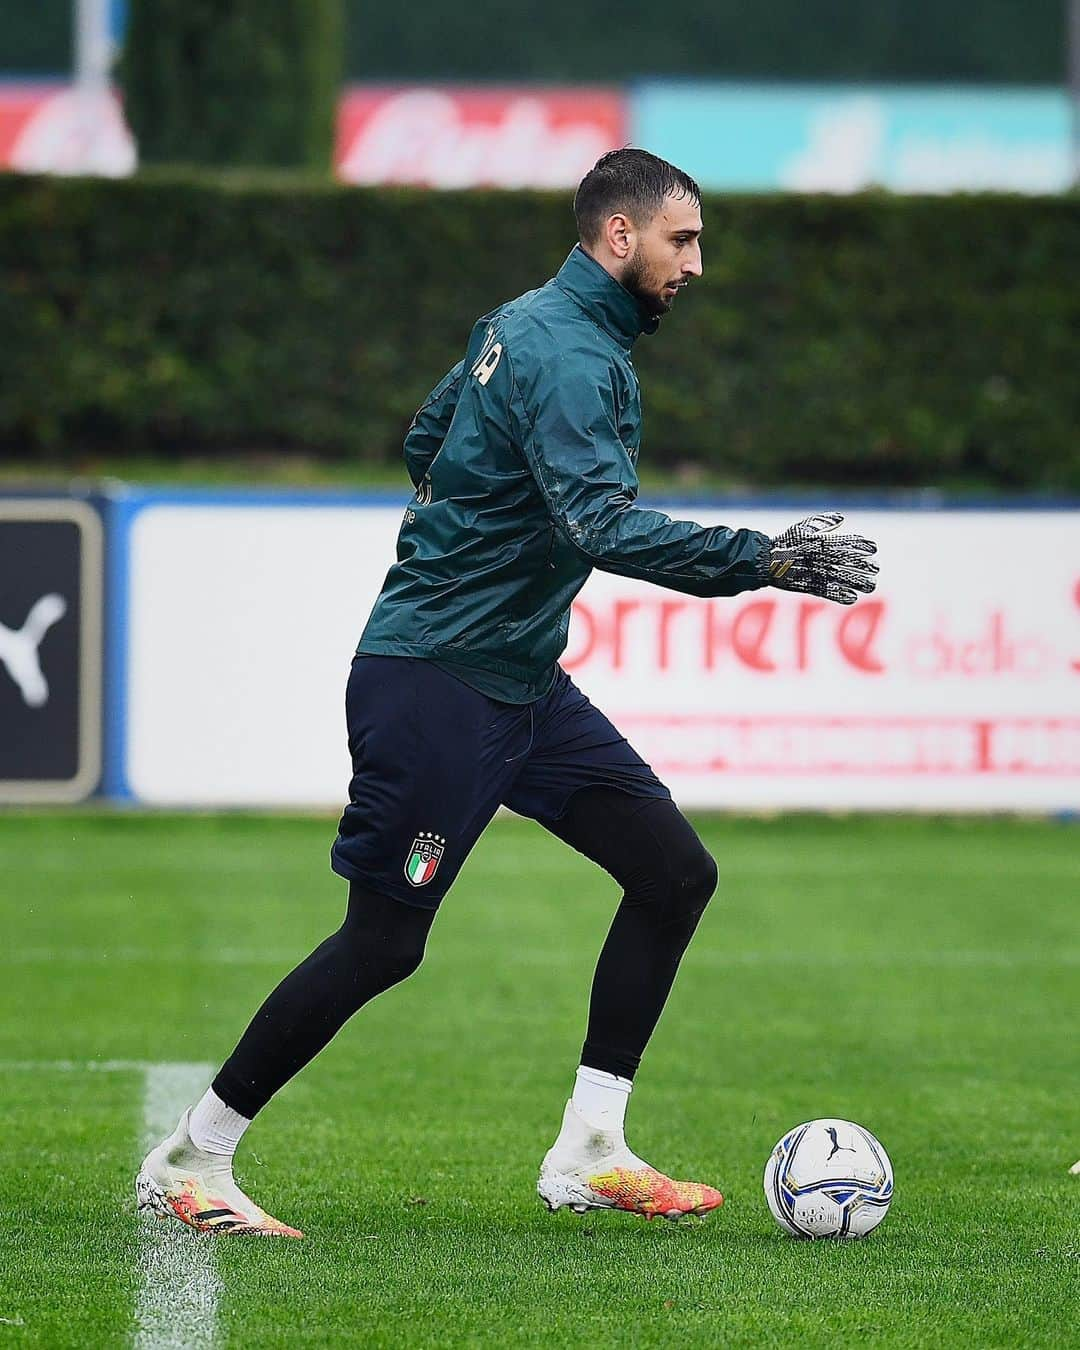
137;149;877;1236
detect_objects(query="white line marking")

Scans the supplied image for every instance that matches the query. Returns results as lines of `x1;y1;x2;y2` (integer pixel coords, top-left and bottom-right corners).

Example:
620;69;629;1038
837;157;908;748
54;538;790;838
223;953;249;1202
133;1063;220;1350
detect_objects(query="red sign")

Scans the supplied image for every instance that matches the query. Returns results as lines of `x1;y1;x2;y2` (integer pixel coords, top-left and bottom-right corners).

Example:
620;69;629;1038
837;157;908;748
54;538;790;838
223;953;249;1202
2;81;623;187
336;86;627;188
0;82;626;188
0;82;134;177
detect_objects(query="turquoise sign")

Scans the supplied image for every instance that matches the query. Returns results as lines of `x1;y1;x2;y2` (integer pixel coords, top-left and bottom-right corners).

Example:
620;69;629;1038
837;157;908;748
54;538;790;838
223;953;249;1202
632;83;1072;192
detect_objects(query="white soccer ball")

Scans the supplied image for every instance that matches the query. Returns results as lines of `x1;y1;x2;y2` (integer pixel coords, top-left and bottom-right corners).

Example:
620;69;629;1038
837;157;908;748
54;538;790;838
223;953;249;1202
764;1118;893;1238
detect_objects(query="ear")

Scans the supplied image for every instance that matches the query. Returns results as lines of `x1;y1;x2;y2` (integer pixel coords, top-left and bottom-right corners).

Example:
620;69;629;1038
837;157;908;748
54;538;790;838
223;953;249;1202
602;212;634;260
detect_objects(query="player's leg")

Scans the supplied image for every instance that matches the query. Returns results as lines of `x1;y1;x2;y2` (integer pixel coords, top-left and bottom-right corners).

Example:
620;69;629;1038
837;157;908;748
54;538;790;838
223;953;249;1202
136;881;433;1237
138;656;525;1236
211;880;436;1118
535;788;723;1218
504;672;723;1218
550;786;718;1084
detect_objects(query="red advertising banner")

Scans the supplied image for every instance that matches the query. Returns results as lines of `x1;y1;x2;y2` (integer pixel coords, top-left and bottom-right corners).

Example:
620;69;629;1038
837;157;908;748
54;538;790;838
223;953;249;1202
0;82;627;188
0;83;134;177
336;86;627;188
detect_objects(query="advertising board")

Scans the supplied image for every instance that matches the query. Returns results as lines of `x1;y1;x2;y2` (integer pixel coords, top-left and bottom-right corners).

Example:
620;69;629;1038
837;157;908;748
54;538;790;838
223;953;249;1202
0;81;134;177
0;497;104;802
0;81;626;188
633;83;1072;193
336;86;627;188
3;79;1068;192
561;509;1079;810
114;496;1079;812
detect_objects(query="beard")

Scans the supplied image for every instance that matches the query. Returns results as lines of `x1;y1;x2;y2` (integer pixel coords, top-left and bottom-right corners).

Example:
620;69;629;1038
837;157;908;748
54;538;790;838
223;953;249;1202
619;251;672;317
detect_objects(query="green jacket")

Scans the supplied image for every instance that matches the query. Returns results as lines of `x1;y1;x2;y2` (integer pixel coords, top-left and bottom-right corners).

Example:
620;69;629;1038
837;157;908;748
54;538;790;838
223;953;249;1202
358;245;771;701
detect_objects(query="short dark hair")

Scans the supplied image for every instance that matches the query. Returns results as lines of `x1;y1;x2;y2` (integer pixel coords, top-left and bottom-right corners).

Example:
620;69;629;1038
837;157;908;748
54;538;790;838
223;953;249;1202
574;148;701;246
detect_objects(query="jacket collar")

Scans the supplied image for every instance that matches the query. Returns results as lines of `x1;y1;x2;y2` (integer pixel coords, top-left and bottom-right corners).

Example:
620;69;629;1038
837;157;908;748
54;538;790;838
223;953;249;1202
552;245;660;350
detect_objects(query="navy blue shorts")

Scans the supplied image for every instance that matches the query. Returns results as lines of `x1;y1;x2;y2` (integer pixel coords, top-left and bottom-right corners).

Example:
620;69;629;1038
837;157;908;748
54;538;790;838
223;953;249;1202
330;655;671;908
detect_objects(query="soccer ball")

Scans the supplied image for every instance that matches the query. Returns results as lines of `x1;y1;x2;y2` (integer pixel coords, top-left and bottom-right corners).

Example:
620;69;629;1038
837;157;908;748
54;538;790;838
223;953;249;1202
764;1118;893;1238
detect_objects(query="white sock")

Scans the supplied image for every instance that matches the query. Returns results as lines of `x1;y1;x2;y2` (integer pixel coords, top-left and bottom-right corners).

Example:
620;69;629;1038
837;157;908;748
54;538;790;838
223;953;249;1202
187;1088;251;1157
571;1065;632;1134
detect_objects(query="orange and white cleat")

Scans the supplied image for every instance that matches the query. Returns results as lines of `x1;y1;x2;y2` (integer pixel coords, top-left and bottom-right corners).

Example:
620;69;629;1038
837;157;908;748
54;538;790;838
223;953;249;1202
136;1111;302;1238
537;1100;723;1221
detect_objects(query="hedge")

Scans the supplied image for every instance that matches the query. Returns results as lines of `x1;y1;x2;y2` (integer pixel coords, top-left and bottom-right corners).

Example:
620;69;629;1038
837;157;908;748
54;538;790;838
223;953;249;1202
120;0;342;171
345;0;1064;84
6;0;1064;84
1;174;1077;490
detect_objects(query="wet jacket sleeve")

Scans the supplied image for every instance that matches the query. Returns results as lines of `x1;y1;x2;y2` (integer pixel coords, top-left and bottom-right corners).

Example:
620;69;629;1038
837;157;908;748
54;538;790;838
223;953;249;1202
510;357;770;598
403;361;465;489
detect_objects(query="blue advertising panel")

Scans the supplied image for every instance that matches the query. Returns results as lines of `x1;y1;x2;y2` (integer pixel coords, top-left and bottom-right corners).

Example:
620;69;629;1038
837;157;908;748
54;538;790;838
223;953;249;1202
632;83;1071;193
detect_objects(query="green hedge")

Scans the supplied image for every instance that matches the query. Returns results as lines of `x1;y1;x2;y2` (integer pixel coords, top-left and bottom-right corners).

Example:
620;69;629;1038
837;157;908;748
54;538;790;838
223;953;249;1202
120;0;342;171
345;0;1064;84
1;174;1077;490
4;0;1064;84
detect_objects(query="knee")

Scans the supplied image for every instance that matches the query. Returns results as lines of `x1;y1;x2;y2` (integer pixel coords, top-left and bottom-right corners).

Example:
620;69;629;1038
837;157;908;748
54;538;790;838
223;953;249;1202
331;921;427;991
672;843;718;919
341;882;433;988
642;833;718;929
622;804;718;923
377;929;427;985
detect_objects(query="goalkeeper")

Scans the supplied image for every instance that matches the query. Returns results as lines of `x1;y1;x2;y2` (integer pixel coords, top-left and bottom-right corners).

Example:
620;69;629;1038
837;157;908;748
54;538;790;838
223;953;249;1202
138;148;877;1237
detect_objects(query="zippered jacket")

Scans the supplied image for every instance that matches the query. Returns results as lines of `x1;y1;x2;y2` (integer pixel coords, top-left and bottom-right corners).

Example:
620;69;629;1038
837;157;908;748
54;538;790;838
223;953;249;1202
358;245;771;699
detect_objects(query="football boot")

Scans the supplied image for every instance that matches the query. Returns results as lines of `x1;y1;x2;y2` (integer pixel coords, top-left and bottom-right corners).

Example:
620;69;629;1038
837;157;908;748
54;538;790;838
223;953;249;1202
537;1100;723;1220
136;1110;302;1237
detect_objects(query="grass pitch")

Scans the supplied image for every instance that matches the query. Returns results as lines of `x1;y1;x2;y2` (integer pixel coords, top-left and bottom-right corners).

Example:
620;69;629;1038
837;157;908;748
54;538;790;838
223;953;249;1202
1;812;1077;1348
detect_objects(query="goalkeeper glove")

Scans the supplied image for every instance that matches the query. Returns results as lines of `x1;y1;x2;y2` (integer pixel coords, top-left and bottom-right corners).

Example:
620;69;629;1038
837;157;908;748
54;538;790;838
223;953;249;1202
768;512;878;605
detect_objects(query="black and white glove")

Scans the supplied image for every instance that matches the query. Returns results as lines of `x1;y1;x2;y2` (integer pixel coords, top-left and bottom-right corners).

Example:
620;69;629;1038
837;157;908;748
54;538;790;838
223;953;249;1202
768;512;878;605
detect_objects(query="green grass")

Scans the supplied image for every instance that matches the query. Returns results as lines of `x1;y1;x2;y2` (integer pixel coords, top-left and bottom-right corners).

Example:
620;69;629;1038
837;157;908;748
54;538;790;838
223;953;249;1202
1;812;1077;1347
0;453;1006;499
0;454;414;491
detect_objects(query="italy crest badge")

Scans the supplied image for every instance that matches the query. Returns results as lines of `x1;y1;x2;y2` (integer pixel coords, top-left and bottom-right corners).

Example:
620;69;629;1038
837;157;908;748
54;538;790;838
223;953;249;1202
404;833;445;887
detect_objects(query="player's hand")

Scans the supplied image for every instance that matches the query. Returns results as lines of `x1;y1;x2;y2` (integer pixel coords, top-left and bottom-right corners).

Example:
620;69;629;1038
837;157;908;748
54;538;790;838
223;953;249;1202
768;512;878;605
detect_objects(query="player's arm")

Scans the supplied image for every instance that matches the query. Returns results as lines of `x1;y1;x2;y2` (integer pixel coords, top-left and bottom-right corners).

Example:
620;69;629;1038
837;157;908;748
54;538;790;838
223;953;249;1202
403;361;465;489
511;360;768;598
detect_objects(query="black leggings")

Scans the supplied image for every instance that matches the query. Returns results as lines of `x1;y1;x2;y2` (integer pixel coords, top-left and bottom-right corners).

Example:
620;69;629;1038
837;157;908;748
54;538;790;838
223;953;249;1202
213;788;717;1118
